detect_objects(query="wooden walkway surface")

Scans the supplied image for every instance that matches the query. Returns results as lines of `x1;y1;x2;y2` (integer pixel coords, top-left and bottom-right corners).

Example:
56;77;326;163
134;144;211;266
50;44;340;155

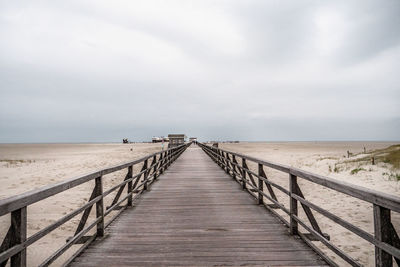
70;146;327;266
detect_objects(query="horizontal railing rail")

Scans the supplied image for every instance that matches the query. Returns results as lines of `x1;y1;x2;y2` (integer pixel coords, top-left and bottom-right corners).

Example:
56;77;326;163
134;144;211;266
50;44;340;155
198;142;400;267
0;142;191;267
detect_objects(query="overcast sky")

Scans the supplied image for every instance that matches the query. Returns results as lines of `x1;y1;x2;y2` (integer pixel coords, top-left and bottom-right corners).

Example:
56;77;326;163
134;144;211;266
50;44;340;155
0;1;399;142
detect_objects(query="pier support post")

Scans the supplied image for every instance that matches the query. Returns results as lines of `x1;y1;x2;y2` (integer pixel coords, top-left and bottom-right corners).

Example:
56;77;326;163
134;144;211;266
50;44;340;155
289;174;298;235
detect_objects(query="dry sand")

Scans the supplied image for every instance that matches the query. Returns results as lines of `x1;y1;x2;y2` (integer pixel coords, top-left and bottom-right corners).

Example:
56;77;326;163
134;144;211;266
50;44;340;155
0;142;399;266
219;141;400;267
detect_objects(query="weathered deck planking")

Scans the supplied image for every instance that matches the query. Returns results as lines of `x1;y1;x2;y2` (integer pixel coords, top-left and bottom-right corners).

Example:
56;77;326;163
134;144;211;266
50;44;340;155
70;146;327;266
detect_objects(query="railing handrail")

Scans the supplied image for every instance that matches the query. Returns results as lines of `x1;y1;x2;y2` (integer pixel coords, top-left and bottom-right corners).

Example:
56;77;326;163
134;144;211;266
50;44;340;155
0;143;188;216
200;143;400;212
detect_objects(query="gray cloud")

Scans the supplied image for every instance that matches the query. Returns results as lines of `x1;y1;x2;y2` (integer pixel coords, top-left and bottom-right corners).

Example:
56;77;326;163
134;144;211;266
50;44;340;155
0;0;399;142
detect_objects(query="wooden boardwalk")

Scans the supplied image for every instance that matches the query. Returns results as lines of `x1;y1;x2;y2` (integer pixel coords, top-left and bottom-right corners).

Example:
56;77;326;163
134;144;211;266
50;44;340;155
70;146;327;266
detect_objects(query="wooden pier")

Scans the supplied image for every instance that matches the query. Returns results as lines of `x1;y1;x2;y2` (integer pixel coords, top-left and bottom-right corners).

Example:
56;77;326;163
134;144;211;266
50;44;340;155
70;146;326;266
0;142;399;266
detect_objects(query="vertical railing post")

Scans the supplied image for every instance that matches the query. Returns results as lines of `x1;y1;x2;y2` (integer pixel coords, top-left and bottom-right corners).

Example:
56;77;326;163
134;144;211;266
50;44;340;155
164;151;168;169
373;204;392;267
166;150;169;168
232;155;237;181
127;166;133;206
159;152;165;174
152;155;157;180
258;164;264;205
221;151;226;172
242;158;247;190
143;159;149;191
10;207;27;267
289;173;298;235
95;176;104;237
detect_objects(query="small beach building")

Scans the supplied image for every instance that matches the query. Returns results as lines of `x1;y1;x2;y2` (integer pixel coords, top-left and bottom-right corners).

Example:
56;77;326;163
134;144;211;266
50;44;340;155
189;137;197;142
152;137;162;143
168;134;186;148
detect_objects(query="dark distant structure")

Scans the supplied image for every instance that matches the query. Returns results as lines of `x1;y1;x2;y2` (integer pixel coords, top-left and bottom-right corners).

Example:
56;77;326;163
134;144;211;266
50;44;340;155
152;137;162;143
152;136;169;143
168;134;186;148
122;138;129;144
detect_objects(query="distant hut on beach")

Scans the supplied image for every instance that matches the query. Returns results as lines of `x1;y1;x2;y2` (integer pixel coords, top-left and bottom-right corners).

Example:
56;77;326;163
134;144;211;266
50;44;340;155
152;136;169;143
168;134;186;148
189;137;197;142
152;137;162;143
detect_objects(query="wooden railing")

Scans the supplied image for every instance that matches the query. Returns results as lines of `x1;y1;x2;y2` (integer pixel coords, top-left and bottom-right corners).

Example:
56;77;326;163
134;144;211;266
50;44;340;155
0;143;191;267
198;142;400;267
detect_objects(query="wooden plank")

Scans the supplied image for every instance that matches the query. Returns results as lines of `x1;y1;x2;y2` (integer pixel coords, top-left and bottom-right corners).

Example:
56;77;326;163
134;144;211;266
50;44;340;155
126;166;133;206
95;177;104;237
241;158;247;190
289;174;298;235
257;164;264;205
10;207;27;267
142;160;149;191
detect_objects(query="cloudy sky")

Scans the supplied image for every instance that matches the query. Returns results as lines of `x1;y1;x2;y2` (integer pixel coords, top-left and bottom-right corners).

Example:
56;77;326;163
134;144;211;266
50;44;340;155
0;1;399;142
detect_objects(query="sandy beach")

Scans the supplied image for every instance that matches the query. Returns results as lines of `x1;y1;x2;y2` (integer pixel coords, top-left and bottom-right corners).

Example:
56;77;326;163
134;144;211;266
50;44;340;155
0;141;399;266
